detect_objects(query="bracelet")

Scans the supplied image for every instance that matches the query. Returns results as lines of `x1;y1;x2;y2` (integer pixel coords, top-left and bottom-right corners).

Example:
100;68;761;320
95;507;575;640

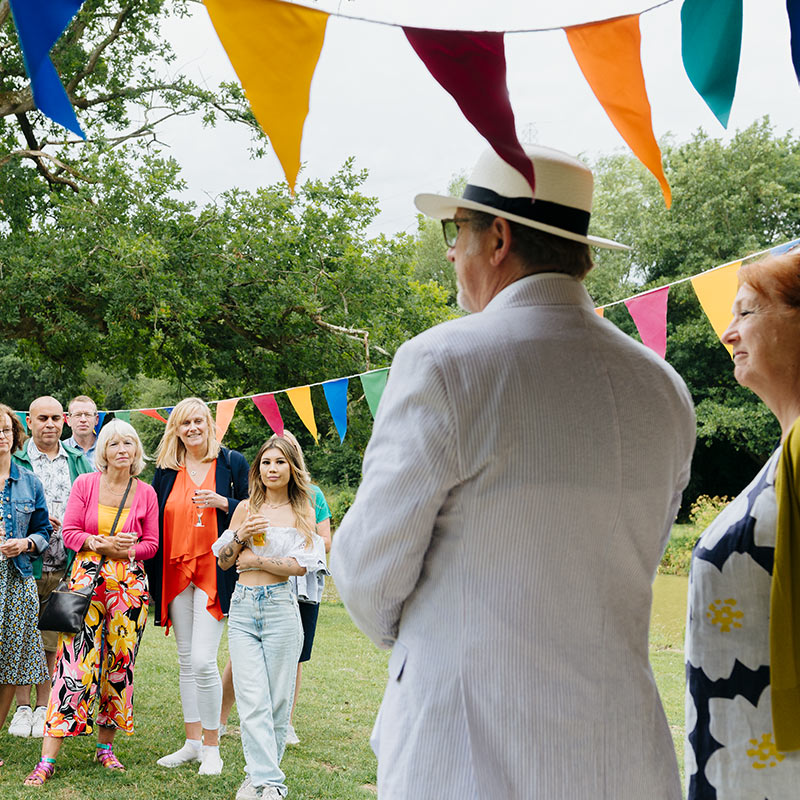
232;531;244;545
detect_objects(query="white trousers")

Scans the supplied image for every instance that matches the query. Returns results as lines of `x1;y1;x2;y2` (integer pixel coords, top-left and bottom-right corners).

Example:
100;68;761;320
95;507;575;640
169;583;225;730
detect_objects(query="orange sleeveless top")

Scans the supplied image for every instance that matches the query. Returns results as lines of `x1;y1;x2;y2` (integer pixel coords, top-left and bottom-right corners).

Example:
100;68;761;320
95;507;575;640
161;463;222;627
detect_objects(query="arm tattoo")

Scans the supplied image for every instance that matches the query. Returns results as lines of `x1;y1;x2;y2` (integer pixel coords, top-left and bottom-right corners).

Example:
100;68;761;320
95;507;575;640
218;542;238;568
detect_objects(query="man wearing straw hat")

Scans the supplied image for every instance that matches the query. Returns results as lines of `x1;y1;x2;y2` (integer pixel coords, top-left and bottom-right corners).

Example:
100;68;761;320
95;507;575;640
332;146;695;799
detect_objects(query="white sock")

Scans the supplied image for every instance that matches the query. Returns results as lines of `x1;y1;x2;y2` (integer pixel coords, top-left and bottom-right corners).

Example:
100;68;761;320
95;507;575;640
186;738;202;751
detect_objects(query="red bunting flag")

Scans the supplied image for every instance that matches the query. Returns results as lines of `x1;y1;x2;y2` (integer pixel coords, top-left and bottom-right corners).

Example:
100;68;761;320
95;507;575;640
624;286;669;359
252;393;284;436
403;27;535;194
138;409;168;423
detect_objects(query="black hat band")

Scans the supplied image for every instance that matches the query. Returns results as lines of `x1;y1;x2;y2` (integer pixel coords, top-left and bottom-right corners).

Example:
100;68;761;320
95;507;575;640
462;185;591;237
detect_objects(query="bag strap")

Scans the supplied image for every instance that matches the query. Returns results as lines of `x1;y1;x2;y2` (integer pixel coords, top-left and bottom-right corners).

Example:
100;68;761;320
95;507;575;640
93;477;134;577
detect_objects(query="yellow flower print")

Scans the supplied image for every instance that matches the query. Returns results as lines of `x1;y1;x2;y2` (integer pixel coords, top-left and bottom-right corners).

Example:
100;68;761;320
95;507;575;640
746;733;785;769
706;597;743;632
105;613;136;660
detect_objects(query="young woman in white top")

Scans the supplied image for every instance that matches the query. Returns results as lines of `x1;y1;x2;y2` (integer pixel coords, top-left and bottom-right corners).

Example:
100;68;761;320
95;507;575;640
213;435;325;800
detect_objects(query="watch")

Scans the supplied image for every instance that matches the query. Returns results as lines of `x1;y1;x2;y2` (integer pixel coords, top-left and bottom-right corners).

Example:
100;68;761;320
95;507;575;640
26;538;34;552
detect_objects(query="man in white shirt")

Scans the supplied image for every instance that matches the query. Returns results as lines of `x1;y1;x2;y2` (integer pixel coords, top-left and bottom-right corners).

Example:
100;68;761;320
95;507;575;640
64;395;100;469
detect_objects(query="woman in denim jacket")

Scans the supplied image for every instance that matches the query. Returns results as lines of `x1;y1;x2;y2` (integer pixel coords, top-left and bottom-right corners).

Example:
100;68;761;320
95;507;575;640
0;402;52;763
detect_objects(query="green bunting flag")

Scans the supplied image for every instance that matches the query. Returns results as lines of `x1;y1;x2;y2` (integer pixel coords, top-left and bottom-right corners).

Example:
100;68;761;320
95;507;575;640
360;369;390;418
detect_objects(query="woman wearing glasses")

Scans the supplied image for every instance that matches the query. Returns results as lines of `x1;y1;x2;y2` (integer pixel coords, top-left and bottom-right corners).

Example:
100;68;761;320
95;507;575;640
149;398;249;776
0;403;52;767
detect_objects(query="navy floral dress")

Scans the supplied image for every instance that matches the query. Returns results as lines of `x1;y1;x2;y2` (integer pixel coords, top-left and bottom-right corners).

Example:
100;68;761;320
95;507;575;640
685;447;800;798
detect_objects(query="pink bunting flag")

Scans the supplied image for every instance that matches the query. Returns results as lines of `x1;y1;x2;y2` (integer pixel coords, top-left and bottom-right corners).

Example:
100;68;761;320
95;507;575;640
624;286;669;359
403;27;535;194
252;393;284;436
139;409;168;423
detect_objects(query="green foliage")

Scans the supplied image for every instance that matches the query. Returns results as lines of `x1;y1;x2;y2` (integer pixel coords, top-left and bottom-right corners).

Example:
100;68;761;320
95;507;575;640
659;524;699;576
587;118;795;507
326;486;357;528
0;0;262;230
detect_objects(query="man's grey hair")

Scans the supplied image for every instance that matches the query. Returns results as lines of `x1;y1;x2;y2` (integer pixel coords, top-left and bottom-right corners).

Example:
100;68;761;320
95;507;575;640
465;211;594;279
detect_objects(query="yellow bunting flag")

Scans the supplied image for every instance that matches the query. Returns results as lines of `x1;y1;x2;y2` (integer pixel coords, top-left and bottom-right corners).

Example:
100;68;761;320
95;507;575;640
690;260;741;355
215;398;239;442
205;0;329;192
594;307;605;317
565;15;672;208
285;386;318;442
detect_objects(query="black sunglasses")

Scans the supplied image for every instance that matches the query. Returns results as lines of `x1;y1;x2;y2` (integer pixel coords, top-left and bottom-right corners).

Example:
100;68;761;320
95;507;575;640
441;217;473;248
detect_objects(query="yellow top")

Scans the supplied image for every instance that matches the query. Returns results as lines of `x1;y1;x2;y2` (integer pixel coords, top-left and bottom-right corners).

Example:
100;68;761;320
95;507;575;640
771;416;800;751
97;503;131;537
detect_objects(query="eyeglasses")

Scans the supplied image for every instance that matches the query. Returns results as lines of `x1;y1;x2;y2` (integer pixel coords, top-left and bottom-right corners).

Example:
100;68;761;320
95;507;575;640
0;428;13;438
441;217;473;248
69;412;97;419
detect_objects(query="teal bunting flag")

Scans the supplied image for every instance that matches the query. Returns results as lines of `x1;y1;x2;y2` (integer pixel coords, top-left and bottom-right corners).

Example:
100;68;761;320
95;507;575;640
681;0;743;128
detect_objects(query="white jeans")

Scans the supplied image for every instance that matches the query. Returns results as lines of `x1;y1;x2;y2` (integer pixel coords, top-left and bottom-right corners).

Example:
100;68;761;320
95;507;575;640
169;583;225;730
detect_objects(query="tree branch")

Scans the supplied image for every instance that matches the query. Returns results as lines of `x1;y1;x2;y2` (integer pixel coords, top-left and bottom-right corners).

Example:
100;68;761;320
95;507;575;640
66;3;135;94
0;0;10;28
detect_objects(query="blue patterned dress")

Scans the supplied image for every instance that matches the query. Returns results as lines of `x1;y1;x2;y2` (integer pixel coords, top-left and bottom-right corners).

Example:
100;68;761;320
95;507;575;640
686;447;800;798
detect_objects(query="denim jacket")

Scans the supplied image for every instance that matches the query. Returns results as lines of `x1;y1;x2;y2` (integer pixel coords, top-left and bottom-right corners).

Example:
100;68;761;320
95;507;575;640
4;462;52;578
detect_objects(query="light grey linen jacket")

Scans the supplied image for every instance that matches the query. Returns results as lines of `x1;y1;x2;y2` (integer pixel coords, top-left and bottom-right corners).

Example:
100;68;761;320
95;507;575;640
332;273;696;799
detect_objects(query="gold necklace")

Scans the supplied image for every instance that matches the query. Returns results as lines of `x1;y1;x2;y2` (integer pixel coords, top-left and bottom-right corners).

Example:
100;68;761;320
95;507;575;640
101;478;127;495
264;500;290;509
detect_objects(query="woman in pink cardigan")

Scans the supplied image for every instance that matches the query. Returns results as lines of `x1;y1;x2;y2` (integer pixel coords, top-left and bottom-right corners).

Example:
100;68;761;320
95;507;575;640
24;419;158;786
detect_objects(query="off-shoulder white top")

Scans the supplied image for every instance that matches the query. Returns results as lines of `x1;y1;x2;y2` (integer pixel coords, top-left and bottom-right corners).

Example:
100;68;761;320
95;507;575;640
212;525;326;574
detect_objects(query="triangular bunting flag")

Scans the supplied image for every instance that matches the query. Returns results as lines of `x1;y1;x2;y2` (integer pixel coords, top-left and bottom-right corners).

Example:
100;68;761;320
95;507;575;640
205;0;328;192
114;410;131;424
360;369;389;419
215;398;239;443
253;393;284;436
285;386;318;442
691;261;742;355
594;307;605;317
139;409;168;423
403;27;535;194
323;378;348;443
94;411;106;435
624;286;669;359
16;411;27;433
565;15;671;207
8;0;86;138
788;0;800;84
680;0;743;128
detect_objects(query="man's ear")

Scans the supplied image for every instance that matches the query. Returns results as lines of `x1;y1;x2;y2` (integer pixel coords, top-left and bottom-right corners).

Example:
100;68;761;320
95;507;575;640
488;216;513;268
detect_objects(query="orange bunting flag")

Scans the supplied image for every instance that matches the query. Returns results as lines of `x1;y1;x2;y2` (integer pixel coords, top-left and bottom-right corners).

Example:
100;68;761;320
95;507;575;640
205;0;329;192
139;409;168;423
594;307;605;317
215;398;239;443
285;386;318;442
565;15;672;208
690;261;742;355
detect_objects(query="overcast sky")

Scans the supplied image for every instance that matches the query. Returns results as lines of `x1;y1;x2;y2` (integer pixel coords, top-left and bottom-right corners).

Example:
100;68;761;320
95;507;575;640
157;0;800;236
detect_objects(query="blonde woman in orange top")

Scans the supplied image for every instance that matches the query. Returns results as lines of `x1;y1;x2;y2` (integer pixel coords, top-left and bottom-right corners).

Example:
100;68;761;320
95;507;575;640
148;398;248;776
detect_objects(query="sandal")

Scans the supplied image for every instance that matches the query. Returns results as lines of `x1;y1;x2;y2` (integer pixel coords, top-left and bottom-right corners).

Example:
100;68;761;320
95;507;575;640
95;743;125;771
23;759;55;786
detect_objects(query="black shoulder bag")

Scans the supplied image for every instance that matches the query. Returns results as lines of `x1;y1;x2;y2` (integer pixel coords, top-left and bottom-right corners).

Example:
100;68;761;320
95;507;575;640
39;478;133;634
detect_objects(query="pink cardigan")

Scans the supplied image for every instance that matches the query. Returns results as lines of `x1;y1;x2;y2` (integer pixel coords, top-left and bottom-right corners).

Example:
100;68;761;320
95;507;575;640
62;472;159;560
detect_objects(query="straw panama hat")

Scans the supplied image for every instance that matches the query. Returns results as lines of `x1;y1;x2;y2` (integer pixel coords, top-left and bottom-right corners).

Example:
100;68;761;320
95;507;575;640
414;145;629;251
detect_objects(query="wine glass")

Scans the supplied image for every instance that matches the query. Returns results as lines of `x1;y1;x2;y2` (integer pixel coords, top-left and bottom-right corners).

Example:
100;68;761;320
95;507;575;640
193;491;205;528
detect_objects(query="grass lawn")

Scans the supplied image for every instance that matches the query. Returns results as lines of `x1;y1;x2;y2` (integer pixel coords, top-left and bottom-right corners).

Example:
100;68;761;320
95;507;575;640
0;574;689;799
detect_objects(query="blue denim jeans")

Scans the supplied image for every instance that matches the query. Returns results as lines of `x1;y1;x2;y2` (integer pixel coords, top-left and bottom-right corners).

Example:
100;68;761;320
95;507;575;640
228;581;303;796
